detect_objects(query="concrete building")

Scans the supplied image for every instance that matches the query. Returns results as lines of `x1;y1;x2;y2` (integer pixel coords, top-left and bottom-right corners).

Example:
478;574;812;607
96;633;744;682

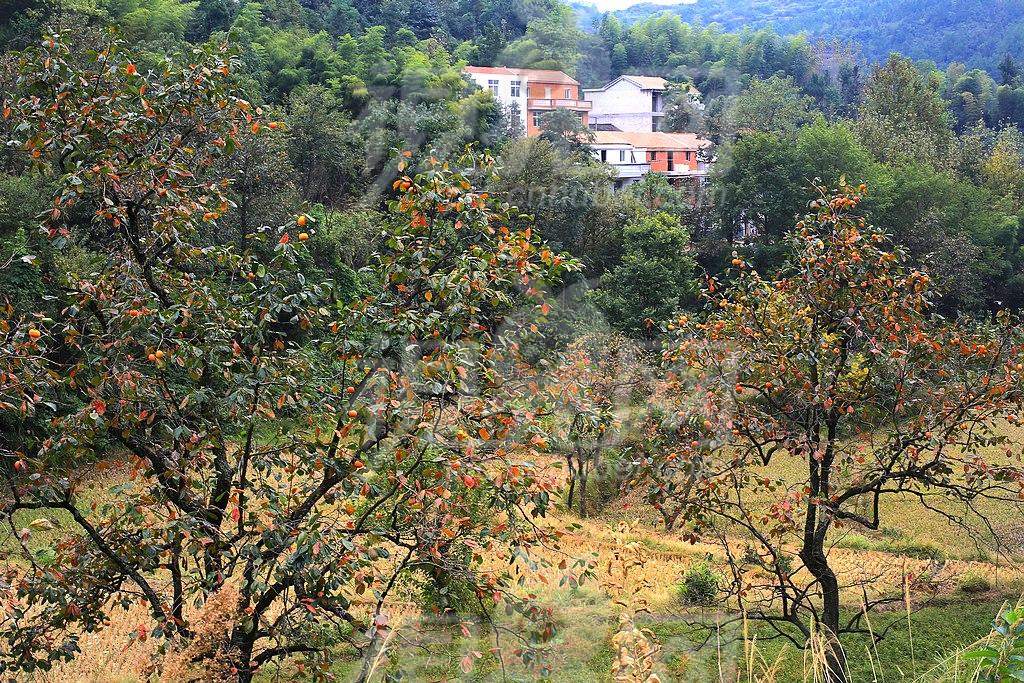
588;131;712;190
584;75;704;132
463;66;591;136
584;75;668;132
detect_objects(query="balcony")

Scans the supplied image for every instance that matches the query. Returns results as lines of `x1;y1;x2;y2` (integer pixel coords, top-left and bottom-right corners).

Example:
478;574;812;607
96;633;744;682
610;163;651;178
527;98;592;110
664;161;711;177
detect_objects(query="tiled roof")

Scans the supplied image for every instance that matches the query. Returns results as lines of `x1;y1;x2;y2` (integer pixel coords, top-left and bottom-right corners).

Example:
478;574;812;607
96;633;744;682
463;66;579;85
590;131;712;150
584;75;668;92
623;75;668;90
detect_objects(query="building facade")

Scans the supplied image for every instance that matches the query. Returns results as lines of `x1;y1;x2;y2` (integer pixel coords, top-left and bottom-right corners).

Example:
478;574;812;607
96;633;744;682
584;76;705;132
463;66;591;136
589;131;712;190
584;75;668;132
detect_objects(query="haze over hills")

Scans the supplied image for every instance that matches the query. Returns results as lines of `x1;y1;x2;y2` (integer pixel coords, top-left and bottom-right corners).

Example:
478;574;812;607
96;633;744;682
573;0;1024;72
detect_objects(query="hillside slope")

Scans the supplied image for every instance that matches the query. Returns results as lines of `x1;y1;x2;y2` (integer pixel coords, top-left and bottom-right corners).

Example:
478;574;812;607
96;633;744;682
582;0;1024;72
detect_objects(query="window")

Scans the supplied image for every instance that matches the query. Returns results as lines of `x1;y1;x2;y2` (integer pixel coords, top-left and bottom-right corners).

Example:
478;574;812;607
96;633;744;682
487;79;499;95
685;151;692;161
600;150;607;162
619;150;626;162
667;151;675;171
510;80;521;98
651;119;659;132
564;87;572;99
649;151;658;161
532;111;541;129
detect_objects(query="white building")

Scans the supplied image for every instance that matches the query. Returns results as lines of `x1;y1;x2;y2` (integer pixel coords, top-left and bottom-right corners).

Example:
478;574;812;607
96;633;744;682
584;75;704;132
584;75;667;132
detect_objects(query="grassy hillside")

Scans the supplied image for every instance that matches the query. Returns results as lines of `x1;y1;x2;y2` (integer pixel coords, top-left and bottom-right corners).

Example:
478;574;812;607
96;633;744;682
590;0;1024;72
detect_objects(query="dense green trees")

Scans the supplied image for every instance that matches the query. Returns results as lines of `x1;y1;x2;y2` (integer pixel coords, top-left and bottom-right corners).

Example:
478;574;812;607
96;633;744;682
590;212;696;338
715;114;1022;313
726;75;814;136
857;55;954;167
609;0;1024;75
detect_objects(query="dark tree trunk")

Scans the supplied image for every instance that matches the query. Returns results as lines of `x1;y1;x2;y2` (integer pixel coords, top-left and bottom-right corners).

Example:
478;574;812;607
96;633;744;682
565;453;576;510
800;433;847;683
578;466;588;518
800;522;847;682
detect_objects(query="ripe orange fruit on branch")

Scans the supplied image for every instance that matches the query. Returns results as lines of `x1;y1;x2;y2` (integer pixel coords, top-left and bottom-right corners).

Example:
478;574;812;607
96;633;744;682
347;409;358;418
297;214;307;227
298;232;309;241
27;328;41;339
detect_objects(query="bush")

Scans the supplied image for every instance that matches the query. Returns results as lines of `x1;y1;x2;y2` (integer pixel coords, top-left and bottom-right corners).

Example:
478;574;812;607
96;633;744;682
679;561;720;607
958;574;992;594
740;544;793;576
838;534;872;551
884;539;945;561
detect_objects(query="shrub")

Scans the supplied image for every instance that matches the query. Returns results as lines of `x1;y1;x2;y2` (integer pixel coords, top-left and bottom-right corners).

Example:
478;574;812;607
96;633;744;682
679;561;719;607
740;544;792;576
884;539;945;561
958;574;993;594
839;534;872;551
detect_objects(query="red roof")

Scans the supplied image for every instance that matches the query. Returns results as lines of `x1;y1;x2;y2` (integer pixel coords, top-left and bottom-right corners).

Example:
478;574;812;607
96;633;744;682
463;66;579;85
591;131;712;150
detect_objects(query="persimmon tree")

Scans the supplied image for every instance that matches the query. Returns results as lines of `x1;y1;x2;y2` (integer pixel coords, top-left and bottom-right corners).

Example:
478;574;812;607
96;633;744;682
0;34;586;681
639;182;1024;682
546;332;650;517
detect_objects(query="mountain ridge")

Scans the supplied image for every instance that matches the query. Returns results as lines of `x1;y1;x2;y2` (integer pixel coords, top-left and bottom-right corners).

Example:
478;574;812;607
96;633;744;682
572;0;1024;73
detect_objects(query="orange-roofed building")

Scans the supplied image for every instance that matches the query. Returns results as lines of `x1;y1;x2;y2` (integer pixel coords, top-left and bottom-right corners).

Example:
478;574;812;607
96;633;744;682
588;131;713;190
463;66;591;136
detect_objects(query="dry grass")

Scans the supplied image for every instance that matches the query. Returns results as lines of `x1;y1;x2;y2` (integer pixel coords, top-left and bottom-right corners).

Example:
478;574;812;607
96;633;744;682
34;602;157;683
9;421;1024;681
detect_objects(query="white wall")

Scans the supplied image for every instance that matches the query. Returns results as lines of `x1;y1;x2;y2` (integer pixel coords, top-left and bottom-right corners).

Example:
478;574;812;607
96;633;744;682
585;79;659;132
465;72;528;131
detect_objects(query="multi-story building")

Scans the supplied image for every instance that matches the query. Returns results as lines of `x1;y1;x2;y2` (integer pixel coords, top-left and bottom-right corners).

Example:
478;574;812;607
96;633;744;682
589;131;712;190
584;75;668;132
463;66;591;136
584;75;704;132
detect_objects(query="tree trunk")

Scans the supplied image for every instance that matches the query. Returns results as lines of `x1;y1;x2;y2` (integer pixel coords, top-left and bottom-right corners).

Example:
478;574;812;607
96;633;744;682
565;453;576;510
801;536;847;682
800;491;846;681
801;430;847;683
233;633;256;683
578;466;588;518
354;628;383;683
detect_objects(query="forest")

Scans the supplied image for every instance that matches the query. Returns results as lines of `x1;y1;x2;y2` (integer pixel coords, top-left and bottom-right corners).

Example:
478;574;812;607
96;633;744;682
592;0;1024;74
1;0;1024;681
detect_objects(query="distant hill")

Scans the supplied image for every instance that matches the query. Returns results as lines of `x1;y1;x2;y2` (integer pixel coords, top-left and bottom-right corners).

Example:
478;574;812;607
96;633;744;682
574;0;1024;73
